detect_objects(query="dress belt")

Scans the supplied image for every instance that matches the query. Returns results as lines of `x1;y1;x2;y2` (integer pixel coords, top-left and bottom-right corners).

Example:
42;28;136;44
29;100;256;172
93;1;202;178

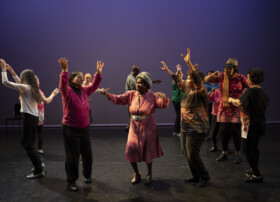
131;114;154;121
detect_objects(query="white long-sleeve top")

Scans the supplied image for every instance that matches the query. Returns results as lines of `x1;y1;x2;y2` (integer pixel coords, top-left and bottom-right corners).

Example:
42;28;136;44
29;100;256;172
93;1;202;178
2;71;38;116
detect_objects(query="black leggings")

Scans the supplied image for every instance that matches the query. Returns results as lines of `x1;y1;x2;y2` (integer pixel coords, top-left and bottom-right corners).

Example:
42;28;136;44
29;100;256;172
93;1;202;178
172;101;181;133
62;124;92;183
219;122;241;152
209;115;220;148
21;113;43;174
37;125;43;150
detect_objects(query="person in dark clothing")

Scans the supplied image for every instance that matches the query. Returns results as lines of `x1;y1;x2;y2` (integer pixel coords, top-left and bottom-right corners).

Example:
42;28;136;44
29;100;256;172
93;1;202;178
171;64;185;136
160;48;210;187
229;68;269;183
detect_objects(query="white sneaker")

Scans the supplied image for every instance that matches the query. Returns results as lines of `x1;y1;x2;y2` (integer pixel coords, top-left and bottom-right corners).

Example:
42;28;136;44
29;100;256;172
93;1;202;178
173;132;178;136
177;133;181;137
26;171;45;179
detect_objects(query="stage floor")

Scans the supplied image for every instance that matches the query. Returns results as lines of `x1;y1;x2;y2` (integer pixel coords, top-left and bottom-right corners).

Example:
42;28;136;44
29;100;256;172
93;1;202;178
0;125;279;202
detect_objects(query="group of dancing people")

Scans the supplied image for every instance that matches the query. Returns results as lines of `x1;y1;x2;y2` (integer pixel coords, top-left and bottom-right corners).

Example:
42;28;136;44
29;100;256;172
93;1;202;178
0;47;269;191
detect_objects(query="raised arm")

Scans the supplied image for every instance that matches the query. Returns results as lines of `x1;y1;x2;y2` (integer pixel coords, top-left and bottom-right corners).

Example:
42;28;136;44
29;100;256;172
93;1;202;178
181;48;197;73
58;57;69;98
41;88;60;104
181;48;204;90
6;64;20;83
160;61;174;76
160;61;187;92
205;71;220;83
83;60;103;96
1;59;29;92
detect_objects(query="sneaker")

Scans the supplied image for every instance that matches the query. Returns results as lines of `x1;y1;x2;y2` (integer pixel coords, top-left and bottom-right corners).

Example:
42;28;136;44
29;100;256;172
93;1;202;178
173;132;178;136
245;175;263;183
244;169;254;176
31;163;45;172
216;153;228;161
67;182;79;191
177;133;181;137
26;171;45;179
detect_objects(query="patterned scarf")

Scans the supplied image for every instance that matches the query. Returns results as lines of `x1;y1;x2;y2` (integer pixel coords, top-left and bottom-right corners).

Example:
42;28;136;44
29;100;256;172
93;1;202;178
222;68;237;107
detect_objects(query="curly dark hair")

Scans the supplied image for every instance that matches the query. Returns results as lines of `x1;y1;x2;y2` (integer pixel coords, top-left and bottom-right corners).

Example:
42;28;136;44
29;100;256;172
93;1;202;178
20;69;42;103
248;68;264;85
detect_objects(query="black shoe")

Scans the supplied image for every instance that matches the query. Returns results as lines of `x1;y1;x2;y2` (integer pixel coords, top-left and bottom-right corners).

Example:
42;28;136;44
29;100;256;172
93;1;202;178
144;174;152;185
26;171;45;179
197;178;210;187
67;182;79;191
184;178;199;183
84;178;92;184
244;169;254;176
245;175;263;183
216;153;228;161
209;147;217;152
31;163;45;172
131;174;141;184
234;155;242;164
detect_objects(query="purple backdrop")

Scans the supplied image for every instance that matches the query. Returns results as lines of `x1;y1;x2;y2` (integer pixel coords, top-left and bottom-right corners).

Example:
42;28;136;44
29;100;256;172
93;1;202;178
0;0;280;126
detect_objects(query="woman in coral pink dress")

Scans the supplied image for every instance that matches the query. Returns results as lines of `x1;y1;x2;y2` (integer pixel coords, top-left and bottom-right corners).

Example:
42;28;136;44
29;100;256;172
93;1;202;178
100;72;169;185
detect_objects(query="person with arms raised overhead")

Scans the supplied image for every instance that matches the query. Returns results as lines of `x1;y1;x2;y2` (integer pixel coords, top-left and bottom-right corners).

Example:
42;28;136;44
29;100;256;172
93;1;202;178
58;57;104;191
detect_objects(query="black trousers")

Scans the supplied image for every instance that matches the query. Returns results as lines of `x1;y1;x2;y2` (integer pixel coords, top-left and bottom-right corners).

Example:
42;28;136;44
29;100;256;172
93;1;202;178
181;131;210;180
207;102;213;133
62;124;92;183
37;125;43;150
21;113;43;174
242;122;265;176
209;115;220;148
219;122;241;152
172;101;181;133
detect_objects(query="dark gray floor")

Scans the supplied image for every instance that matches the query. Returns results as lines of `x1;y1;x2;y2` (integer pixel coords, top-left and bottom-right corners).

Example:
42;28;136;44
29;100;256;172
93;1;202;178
0;125;279;202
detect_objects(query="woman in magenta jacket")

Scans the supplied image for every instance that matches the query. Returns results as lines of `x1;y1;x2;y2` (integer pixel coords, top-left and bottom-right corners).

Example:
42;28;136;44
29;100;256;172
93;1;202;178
58;57;104;191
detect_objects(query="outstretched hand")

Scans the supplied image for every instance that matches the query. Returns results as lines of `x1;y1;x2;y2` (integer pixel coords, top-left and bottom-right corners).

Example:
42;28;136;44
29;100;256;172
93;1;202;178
0;59;7;71
58;57;68;71
160;61;169;72
181;48;190;64
6;64;12;72
100;88;110;96
181;48;197;72
52;88;60;96
96;60;104;74
6;64;17;77
176;64;182;71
